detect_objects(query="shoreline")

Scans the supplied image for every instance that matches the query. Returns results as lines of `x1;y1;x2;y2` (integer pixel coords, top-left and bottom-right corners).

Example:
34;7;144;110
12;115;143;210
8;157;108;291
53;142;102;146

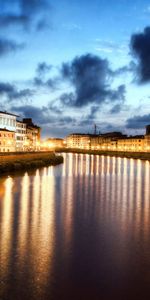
57;148;150;161
0;152;63;175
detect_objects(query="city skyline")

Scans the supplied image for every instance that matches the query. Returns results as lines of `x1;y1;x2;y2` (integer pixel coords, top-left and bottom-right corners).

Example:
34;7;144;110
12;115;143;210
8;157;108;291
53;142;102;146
1;0;150;137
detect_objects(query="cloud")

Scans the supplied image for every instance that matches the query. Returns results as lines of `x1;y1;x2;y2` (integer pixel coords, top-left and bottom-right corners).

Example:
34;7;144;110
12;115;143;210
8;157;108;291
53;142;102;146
0;82;33;102
33;62;59;90
60;53;126;107
12;105;52;125
110;104;122;114
0;14;29;28
113;61;136;76
62;23;82;31
36;62;52;77
11;105;76;137
95;39;128;54
33;77;58;90
126;113;150;129
0;37;24;56
130;27;150;83
0;0;51;31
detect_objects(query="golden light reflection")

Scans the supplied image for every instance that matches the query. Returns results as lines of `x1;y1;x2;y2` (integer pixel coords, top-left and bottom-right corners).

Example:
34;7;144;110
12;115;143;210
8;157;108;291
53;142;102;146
91;155;94;176
96;155;99;176
30;167;55;293
1;153;150;299
128;159;135;224
143;161;150;240
136;159;142;236
0;177;14;277
62;153;67;177
101;155;104;175
75;153;78;176
85;154;90;176
68;153;73;176
17;173;30;260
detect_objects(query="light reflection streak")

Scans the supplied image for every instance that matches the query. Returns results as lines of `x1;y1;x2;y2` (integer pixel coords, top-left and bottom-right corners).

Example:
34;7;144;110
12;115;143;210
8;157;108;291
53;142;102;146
128;159;135;224
136;160;142;236
1;153;150;299
144;161;150;240
0;177;14;278
17;173;30;260
30;167;55;293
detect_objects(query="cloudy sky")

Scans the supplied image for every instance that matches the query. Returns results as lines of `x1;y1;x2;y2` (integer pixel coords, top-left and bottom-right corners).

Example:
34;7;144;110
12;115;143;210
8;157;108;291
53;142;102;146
1;0;150;137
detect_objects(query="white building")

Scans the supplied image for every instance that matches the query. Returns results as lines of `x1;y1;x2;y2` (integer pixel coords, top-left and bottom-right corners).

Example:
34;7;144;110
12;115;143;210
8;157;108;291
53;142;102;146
0;111;17;132
16;120;27;152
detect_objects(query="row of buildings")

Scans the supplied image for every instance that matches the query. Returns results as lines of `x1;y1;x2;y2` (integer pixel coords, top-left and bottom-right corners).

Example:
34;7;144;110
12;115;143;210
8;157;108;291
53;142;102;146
0;111;40;152
1;109;150;153
66;126;150;152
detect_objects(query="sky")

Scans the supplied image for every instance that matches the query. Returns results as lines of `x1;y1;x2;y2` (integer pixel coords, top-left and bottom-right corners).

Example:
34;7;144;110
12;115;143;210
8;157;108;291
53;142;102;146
1;0;150;137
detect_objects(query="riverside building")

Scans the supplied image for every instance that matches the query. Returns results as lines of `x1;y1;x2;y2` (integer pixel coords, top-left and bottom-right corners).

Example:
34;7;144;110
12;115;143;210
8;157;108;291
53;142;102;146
0;111;41;152
0;128;16;152
23;118;41;151
66;134;91;149
16;120;27;152
0;111;17;131
66;128;150;152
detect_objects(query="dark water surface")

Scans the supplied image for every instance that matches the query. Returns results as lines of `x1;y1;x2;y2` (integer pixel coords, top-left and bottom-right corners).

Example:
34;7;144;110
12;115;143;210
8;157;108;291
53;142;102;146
1;153;150;300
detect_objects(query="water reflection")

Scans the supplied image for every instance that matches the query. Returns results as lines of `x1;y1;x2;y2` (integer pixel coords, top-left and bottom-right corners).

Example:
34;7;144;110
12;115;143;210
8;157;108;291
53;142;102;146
0;178;14;280
1;154;150;299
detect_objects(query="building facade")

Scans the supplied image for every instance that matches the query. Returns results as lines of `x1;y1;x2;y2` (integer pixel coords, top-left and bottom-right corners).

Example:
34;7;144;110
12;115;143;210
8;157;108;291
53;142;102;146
0;111;41;152
66;134;91;149
0;129;16;152
66;130;150;152
16;121;27;152
0;111;17;132
23;118;41;151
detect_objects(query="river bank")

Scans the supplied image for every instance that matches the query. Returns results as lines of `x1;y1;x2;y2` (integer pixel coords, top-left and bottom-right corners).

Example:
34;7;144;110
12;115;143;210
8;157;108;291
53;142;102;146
0;152;63;175
57;148;150;161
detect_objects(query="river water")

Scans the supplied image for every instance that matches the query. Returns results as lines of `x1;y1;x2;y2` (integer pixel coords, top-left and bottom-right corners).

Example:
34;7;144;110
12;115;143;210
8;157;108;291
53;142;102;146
0;153;150;300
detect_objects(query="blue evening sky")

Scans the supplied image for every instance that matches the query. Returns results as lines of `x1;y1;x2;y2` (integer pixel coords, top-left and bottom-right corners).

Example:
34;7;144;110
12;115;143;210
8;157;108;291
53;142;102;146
1;0;150;137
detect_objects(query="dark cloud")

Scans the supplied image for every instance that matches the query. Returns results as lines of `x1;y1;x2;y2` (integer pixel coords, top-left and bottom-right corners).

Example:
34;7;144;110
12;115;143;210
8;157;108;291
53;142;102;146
0;0;51;31
11;105;76;137
0;82;33;101
110;104;122;114
113;61;136;76
87;105;99;120
33;62;58;90
130;27;150;83
0;14;29;28
0;37;24;56
33;77;57;90
12;105;51;125
36;62;52;77
48;103;62;114
60;53;126;107
126;114;150;129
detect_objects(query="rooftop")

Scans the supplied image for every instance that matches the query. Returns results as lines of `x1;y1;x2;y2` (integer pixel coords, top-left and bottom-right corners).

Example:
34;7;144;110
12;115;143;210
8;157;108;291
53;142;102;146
0;128;15;132
0;110;19;117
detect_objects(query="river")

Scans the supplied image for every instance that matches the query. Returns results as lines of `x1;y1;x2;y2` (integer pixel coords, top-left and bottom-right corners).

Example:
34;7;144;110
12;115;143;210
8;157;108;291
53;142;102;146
0;153;150;300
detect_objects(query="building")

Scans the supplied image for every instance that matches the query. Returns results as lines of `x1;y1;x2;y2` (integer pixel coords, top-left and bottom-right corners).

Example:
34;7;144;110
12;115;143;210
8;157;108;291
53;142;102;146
90;132;127;150
46;138;65;149
0;111;17;132
23;118;41;151
0;128;16;152
65;131;149;152
117;136;145;152
16;120;27;152
66;132;127;151
66;134;91;149
144;125;150;151
0;111;41;152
